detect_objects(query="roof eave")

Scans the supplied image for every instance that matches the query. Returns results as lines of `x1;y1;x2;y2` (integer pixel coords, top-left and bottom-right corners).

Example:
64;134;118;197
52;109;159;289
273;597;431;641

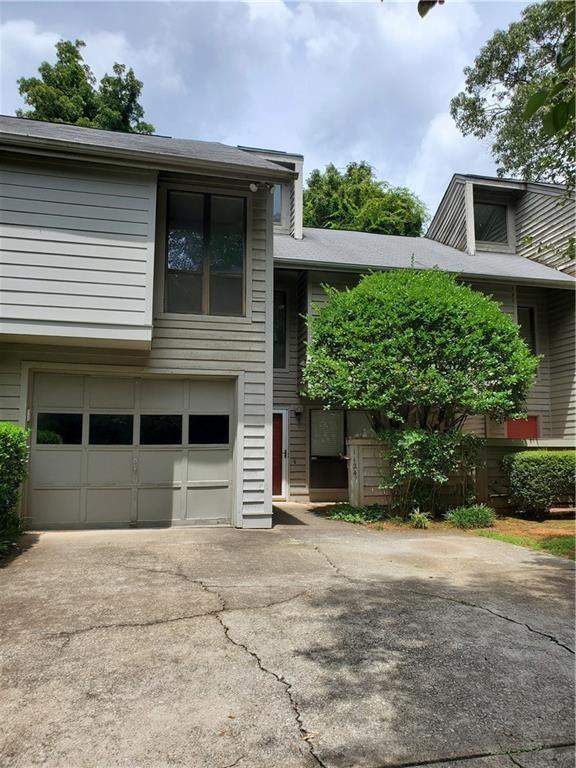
273;256;575;289
0;133;296;182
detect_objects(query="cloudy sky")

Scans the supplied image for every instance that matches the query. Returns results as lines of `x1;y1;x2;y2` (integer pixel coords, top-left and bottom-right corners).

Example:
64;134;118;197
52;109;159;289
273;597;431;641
0;0;529;214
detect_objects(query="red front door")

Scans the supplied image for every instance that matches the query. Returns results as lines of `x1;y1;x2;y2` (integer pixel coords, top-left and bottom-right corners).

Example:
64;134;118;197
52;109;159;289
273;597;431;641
272;413;283;497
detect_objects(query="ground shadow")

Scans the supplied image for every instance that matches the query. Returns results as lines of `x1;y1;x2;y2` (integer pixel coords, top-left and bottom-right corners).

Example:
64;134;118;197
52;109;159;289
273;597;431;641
0;532;40;568
272;505;307;526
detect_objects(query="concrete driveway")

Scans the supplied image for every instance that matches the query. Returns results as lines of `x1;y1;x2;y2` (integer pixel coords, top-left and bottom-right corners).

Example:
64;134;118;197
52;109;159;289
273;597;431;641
1;504;574;768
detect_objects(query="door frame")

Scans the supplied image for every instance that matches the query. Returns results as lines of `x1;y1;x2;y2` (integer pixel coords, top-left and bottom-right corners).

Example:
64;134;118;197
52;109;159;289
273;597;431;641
272;408;288;500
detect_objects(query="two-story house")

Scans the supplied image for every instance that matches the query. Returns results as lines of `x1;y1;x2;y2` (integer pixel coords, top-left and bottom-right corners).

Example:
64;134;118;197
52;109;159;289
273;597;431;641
0;115;574;528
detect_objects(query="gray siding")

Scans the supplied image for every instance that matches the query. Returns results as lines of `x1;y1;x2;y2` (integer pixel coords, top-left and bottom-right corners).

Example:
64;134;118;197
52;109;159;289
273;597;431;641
273;270;307;498
515;189;575;276
425;180;467;251
548;288;575;439
0;157;156;344
0;178;273;528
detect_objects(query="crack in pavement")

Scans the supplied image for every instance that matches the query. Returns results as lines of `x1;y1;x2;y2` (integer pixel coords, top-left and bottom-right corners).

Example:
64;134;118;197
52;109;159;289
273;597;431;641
370;740;575;768
303;540;574;655
216;610;327;768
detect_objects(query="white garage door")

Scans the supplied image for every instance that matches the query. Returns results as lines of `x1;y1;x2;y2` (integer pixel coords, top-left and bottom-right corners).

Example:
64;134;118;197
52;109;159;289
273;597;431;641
29;373;234;528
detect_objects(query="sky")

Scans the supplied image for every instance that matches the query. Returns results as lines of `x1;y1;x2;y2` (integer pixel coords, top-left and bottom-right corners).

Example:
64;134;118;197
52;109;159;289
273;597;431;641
0;0;530;215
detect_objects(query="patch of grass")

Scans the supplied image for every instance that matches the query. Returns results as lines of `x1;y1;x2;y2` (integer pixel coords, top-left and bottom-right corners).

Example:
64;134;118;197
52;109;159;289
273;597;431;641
477;530;575;560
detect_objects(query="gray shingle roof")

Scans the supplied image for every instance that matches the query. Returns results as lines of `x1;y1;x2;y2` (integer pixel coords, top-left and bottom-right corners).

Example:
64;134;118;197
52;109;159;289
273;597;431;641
274;227;575;286
0;115;294;181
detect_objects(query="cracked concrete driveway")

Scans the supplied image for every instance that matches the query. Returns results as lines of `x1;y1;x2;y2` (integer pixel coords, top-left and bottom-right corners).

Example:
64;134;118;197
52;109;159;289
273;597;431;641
0;504;574;768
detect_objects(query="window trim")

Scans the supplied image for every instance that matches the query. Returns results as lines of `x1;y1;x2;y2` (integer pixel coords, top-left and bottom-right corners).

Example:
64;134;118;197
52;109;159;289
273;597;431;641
273;289;288;370
272;183;290;233
473;198;515;253
154;182;253;323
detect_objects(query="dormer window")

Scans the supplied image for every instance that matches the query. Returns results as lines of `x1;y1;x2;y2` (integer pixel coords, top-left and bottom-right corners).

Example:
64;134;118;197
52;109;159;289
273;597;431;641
474;202;508;244
272;183;290;232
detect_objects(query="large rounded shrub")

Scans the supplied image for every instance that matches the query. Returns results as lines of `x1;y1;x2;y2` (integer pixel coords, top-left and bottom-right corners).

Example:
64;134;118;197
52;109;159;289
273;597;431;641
503;450;576;517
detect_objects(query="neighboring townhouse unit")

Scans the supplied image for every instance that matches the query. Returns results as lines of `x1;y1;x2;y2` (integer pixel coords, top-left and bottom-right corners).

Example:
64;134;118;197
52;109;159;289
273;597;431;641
0;116;574;527
268;170;575;508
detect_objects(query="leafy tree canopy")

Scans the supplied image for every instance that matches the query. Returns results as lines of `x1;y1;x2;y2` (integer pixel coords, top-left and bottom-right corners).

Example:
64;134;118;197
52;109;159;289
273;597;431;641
303;269;538;430
303;161;427;236
17;39;154;134
450;1;575;189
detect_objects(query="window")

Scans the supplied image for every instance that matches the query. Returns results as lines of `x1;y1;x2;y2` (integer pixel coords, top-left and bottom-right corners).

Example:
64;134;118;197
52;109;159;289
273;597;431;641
310;410;345;457
37;413;82;444
140;415;182;445
189;415;229;445
89;415;133;445
273;291;287;368
165;191;245;316
517;306;537;355
507;416;538;439
474;202;508;243
273;185;283;224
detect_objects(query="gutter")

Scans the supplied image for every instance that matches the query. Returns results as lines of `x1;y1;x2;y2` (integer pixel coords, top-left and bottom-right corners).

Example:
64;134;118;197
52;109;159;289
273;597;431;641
0;134;296;183
273;257;576;290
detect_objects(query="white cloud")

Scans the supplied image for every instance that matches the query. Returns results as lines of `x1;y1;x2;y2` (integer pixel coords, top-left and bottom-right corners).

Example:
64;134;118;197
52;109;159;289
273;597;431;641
405;111;494;214
0;1;529;212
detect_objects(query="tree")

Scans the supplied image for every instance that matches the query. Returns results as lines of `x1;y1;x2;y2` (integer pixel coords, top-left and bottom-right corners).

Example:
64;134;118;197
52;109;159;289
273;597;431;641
17;39;154;134
450;1;575;189
303;161;427;237
302;270;539;514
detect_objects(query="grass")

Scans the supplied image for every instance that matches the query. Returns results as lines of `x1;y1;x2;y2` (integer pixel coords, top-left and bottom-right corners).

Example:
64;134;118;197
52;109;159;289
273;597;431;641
317;502;575;559
476;530;575;560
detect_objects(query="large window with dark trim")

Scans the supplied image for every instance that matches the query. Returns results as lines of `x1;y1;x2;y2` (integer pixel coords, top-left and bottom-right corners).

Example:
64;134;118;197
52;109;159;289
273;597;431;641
474;202;508;244
165;191;246;316
517;306;537;355
273;290;287;368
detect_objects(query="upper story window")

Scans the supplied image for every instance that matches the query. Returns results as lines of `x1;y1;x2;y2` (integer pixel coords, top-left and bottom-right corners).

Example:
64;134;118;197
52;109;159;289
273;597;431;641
273;290;287;368
517;305;537;355
165;191;245;316
273;185;283;224
474;202;508;244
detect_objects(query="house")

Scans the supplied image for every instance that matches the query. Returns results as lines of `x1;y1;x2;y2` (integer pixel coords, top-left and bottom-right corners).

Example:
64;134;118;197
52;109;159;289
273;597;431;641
0;115;574;528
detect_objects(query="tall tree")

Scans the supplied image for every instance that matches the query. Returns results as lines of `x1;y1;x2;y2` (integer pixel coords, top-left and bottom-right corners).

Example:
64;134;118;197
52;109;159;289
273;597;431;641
303;161;427;237
450;1;575;189
17;39;154;134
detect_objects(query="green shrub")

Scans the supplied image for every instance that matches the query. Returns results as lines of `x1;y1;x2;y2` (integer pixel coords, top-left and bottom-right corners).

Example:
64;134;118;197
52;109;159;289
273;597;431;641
408;510;430;529
37;429;63;445
503;450;576;518
445;504;496;529
0;422;29;548
324;503;391;524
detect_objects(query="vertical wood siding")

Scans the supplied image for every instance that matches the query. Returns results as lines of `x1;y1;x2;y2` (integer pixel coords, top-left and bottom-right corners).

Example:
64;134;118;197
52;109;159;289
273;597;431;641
0;173;272;527
0;157;156;343
515;189;575;276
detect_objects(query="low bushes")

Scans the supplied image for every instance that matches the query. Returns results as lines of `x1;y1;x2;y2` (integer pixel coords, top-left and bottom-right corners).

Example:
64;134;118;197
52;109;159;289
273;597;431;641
445;504;496;529
408;510;430;529
503;450;576;518
324;503;392;524
0;422;29;555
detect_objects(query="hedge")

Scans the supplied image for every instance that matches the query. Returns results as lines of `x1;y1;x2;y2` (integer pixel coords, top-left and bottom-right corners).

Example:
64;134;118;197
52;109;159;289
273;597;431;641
0;422;29;539
503;450;576;517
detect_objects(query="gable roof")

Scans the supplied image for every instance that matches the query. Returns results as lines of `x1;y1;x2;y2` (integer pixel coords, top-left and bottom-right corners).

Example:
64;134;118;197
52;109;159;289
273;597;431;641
0;115;294;182
274;227;574;288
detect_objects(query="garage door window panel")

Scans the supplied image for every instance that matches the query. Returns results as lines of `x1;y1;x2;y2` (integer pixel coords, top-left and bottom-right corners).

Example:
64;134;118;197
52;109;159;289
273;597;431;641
165;191;245;317
89;415;134;445
140;415;183;445
36;413;82;445
189;415;229;445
